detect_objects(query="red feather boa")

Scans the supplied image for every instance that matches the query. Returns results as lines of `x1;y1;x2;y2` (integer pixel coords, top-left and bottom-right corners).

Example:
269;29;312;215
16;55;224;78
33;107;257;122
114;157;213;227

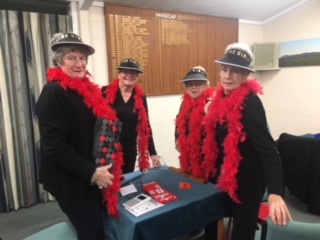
104;79;151;170
202;80;263;203
47;68;123;217
176;88;215;179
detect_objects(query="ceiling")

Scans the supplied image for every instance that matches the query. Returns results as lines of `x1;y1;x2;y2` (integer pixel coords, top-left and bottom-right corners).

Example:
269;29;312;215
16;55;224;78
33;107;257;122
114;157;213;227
0;0;309;24
0;0;70;14
97;0;309;24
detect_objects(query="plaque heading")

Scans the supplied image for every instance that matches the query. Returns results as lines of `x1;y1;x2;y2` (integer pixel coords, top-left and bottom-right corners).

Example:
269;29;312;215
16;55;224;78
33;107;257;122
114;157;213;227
155;12;205;22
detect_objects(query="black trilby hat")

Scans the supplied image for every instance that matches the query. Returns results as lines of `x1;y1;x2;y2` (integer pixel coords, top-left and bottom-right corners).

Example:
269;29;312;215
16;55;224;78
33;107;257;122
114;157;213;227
180;67;208;82
51;33;95;55
117;58;143;73
215;43;255;73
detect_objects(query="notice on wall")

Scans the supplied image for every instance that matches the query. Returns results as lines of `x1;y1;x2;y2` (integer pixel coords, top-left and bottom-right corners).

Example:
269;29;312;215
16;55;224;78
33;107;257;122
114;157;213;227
108;14;149;78
105;4;238;95
160;19;191;45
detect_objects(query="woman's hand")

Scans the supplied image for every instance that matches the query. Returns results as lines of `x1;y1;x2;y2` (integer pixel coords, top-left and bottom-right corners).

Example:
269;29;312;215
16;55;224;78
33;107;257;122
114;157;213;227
92;164;114;189
175;140;180;152
150;155;161;168
268;194;293;225
204;98;212;115
204;93;216;114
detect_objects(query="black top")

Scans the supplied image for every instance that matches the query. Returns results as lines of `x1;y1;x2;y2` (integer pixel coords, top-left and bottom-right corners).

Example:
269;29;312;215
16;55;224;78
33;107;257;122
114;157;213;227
215;93;283;203
103;86;157;156
174;103;182;141
36;81;97;205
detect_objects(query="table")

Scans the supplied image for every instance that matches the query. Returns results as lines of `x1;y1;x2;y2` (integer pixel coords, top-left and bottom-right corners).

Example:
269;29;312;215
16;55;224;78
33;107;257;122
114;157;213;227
104;166;230;240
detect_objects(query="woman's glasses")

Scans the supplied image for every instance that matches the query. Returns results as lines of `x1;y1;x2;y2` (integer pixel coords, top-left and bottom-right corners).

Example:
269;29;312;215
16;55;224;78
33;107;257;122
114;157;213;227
120;69;139;76
184;81;204;88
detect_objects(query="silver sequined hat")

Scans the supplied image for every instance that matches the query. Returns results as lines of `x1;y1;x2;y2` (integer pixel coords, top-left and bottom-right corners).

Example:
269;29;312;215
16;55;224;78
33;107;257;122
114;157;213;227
51;33;95;55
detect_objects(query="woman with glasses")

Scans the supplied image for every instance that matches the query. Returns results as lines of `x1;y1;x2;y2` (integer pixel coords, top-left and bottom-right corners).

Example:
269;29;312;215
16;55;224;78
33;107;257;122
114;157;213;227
101;58;161;173
175;66;215;179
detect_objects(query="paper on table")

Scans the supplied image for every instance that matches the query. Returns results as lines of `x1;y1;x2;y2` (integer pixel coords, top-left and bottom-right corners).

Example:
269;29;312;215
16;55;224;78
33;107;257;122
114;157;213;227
124;199;164;217
120;184;138;196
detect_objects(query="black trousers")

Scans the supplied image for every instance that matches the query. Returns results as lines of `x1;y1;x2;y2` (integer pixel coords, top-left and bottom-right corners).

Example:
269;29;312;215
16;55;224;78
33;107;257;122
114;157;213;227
121;141;138;174
205;188;264;240
55;187;105;240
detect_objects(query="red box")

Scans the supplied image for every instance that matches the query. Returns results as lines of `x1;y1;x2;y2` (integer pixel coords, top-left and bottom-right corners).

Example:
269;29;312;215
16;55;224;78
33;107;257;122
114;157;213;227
143;181;178;204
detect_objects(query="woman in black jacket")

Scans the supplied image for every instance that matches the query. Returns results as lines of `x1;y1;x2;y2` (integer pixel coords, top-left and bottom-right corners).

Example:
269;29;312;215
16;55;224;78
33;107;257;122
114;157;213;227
101;58;161;173
175;66;215;179
203;43;292;240
36;33;121;240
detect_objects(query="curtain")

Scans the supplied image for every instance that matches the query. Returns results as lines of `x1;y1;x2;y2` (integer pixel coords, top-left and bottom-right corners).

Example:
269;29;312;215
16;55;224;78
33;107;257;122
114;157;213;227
0;10;72;212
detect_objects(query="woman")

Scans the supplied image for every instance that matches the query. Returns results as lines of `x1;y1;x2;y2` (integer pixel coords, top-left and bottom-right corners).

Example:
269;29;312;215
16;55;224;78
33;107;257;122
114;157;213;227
102;58;161;173
175;66;215;179
203;43;292;240
36;33;122;240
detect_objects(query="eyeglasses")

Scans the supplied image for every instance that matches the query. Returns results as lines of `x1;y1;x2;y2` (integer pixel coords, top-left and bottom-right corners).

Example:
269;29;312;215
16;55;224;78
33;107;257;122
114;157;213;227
120;69;139;76
184;81;204;88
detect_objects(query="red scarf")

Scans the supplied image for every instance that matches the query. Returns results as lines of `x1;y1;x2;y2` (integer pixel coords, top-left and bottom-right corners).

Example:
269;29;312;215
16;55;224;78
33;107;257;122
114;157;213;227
47;68;123;217
176;88;215;179
104;79;151;170
202;80;262;203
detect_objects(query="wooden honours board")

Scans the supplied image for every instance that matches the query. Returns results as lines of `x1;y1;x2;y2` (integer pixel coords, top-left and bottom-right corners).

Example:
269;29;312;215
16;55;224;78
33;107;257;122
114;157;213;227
105;4;238;95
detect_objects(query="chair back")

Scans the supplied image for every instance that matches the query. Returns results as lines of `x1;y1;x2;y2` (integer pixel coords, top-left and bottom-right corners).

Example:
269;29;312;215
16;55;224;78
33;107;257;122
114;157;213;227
278;133;312;203
277;133;320;214
23;222;77;240
266;218;320;240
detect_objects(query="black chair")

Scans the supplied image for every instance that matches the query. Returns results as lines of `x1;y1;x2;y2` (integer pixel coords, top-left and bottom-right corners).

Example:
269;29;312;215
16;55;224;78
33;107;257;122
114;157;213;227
277;132;320;215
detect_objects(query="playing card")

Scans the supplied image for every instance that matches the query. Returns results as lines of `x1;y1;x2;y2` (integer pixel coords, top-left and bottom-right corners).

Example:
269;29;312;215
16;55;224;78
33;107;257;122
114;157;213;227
179;182;191;189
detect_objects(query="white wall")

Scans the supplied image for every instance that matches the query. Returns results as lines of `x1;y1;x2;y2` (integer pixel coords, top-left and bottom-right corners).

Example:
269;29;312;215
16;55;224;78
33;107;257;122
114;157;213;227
241;0;320;139
82;0;320;167
87;7;109;87
146;95;181;166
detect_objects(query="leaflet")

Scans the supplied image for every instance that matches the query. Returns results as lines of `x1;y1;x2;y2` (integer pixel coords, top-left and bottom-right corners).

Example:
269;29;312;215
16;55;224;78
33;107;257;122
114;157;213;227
124;199;164;217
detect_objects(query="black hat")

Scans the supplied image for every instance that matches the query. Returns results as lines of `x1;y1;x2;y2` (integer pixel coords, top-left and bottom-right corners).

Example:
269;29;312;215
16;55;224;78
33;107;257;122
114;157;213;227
180;66;208;82
117;58;143;73
51;33;95;55
215;43;255;73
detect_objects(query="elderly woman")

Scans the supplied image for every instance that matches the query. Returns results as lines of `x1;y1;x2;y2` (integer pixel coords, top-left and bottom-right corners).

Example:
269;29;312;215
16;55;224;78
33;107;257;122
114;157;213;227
203;43;292;240
101;58;161;173
36;33;121;240
175;66;215;179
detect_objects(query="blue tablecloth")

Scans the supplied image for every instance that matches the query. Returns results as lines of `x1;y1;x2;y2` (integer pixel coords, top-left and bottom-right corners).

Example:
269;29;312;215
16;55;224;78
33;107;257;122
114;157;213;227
104;166;230;240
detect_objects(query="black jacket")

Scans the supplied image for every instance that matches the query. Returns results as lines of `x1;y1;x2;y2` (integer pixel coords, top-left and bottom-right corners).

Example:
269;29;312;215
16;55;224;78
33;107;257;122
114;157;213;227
102;86;157;155
36;81;97;205
215;93;283;203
